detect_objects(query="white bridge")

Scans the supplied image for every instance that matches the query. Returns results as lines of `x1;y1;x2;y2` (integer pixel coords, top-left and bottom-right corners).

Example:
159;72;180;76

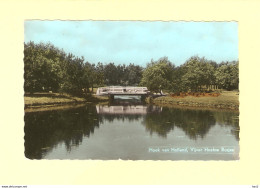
96;86;150;96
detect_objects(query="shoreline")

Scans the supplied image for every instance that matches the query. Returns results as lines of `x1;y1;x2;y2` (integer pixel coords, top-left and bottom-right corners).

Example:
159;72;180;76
151;100;239;112
147;91;239;112
24;92;109;112
24;91;239;112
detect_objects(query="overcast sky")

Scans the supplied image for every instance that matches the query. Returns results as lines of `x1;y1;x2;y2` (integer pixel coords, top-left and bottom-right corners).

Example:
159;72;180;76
24;21;238;66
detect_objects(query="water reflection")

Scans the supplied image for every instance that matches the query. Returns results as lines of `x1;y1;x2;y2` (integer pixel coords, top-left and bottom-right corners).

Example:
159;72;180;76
142;107;239;140
24;100;239;159
24;105;100;159
96;96;162;123
111;95;145;105
96;105;162;115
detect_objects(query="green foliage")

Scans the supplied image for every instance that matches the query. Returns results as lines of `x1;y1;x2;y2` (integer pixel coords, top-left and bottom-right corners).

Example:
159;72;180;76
24;42;63;93
95;62;105;87
103;63;119;85
122;64;143;86
24;42;144;95
215;61;239;90
59;54;86;94
24;42;88;95
143;56;238;93
178;56;216;91
24;41;238;95
102;63;143;86
140;57;175;92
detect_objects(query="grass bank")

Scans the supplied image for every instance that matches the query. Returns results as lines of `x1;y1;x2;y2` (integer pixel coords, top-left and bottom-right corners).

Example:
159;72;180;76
24;92;109;112
147;91;239;111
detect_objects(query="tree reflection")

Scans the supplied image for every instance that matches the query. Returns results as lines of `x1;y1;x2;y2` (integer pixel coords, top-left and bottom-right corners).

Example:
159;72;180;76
142;107;239;140
24;105;100;159
25;103;239;159
96;104;162;123
213;111;239;140
99;114;142;123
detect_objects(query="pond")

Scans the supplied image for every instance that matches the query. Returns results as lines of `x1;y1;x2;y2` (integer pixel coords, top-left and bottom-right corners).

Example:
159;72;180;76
24;96;239;160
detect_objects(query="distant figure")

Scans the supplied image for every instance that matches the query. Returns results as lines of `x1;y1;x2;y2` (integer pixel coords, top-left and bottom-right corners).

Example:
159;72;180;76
159;85;162;95
160;90;163;95
82;88;87;95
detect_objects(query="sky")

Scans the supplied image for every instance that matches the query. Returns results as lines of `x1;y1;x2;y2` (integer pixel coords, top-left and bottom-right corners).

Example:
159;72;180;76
24;21;238;66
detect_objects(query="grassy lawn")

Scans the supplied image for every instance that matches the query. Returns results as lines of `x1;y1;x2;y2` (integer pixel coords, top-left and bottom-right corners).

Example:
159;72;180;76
24;92;109;106
24;92;87;106
152;91;239;110
24;92;110;112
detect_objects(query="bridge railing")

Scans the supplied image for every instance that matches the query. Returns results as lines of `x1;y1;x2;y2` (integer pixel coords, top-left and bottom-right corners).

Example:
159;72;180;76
96;86;149;95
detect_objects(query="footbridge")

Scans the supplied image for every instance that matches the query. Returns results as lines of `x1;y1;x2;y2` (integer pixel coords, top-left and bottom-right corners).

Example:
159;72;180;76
96;86;150;100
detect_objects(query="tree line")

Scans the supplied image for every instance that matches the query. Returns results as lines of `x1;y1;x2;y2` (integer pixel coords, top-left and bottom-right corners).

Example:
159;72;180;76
140;56;239;93
24;42;143;95
24;42;239;95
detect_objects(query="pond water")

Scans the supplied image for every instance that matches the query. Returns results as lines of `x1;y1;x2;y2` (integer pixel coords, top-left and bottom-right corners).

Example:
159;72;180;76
24;96;239;160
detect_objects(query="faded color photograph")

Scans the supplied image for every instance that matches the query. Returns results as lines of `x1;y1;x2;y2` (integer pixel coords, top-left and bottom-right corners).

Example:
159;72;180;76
24;21;239;160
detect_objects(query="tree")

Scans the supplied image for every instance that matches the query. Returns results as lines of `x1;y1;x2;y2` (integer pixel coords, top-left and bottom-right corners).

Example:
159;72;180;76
125;64;143;86
179;56;216;92
83;62;96;92
104;63;119;85
140;57;175;93
215;61;239;90
95;62;105;87
171;66;186;92
24;42;63;93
